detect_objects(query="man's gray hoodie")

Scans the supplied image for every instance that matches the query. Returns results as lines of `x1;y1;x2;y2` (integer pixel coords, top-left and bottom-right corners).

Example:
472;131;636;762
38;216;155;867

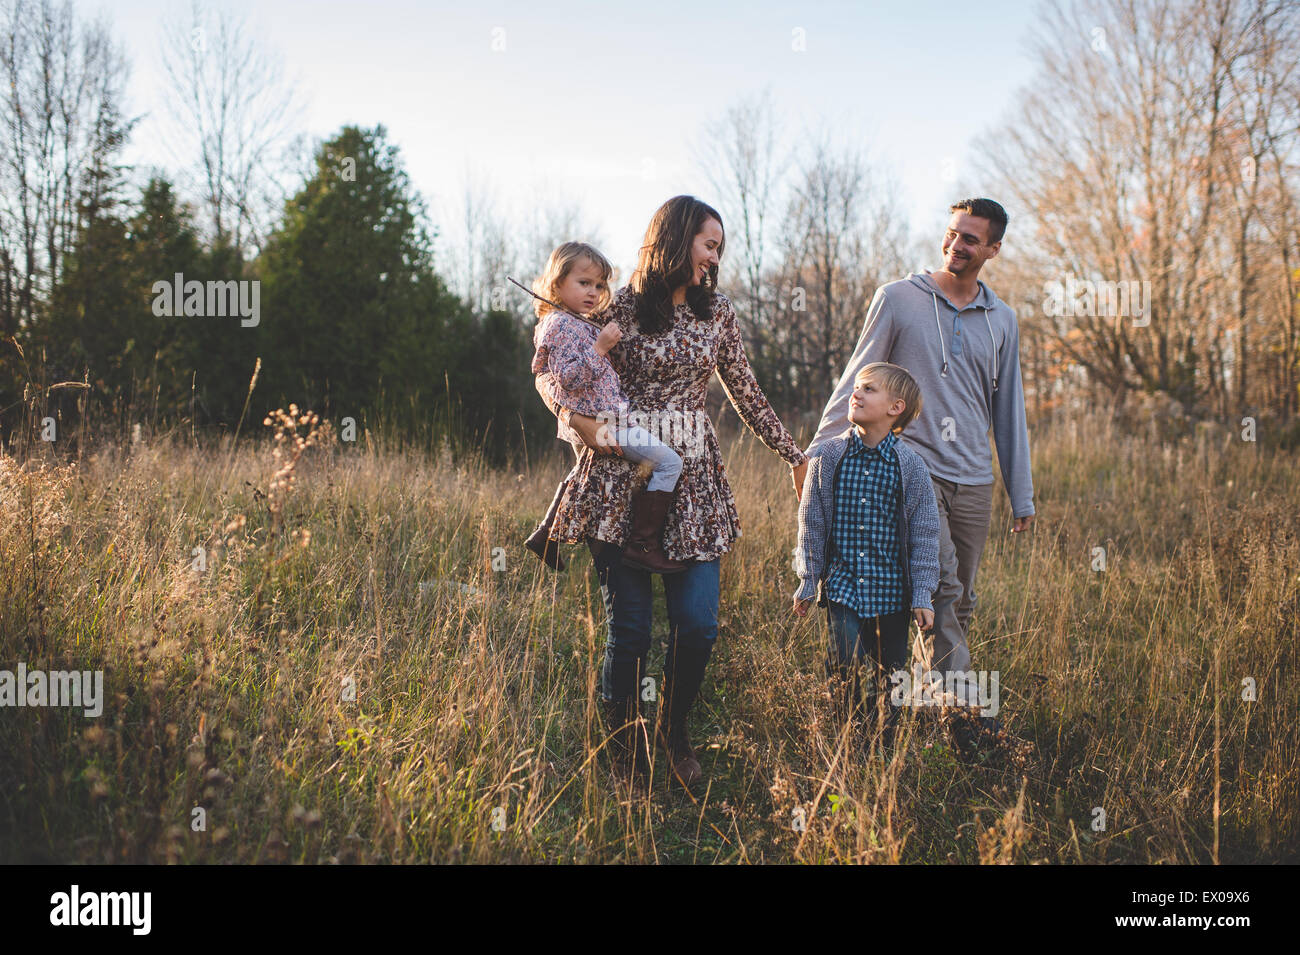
806;271;1035;518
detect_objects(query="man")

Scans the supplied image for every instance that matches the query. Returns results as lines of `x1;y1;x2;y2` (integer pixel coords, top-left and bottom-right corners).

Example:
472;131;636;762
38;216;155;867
803;198;1035;736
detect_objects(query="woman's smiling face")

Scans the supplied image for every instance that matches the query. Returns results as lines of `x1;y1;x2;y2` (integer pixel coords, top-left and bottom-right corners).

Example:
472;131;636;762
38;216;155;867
688;217;724;286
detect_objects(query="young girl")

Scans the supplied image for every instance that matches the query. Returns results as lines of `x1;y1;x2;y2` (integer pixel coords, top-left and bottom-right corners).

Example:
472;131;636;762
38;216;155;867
524;241;685;575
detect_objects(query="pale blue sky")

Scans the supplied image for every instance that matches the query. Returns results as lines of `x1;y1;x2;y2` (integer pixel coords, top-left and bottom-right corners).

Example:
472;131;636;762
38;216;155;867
101;0;1045;277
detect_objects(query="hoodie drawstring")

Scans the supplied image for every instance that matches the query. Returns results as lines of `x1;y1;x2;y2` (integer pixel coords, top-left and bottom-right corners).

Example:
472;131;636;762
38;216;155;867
931;292;950;379
932;291;1001;392
983;306;1000;393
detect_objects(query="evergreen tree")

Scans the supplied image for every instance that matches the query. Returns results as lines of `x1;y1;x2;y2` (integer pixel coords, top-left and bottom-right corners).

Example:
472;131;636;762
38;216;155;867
254;124;472;441
38;177;205;434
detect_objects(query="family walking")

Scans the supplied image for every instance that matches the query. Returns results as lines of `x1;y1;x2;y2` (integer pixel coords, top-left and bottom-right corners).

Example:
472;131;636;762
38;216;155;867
525;194;1035;790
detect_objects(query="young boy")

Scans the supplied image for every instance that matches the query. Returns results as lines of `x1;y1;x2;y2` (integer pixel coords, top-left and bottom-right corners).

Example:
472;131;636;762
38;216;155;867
793;362;941;748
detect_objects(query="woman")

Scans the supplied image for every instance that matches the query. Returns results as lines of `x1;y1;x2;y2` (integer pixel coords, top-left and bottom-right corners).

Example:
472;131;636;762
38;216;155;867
536;195;808;788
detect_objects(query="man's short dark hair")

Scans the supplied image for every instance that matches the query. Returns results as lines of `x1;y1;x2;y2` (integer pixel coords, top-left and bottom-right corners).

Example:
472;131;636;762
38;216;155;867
949;198;1008;244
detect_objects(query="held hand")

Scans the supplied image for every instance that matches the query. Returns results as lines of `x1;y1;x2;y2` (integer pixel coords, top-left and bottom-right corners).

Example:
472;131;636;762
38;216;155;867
791;459;809;501
1011;514;1035;534
569;412;623;457
912;607;934;631
793;597;812;618
594;321;622;356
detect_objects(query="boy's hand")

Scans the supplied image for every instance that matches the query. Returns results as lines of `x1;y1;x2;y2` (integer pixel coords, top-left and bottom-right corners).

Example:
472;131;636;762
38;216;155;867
791;459;808;501
594;321;622;356
912;607;934;631
793;597;812;617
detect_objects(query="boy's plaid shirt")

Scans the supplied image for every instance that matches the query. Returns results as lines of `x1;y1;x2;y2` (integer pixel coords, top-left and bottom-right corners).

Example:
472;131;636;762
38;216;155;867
824;429;905;616
794;427;942;612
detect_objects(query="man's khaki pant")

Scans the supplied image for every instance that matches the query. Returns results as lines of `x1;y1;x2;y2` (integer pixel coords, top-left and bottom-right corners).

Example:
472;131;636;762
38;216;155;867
924;476;994;707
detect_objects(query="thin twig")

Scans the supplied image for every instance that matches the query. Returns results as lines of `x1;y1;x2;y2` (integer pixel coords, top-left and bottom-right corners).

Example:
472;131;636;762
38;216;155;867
506;277;605;330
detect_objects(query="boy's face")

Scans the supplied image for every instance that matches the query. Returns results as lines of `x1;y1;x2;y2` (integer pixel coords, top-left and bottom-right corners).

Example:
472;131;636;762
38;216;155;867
849;376;905;431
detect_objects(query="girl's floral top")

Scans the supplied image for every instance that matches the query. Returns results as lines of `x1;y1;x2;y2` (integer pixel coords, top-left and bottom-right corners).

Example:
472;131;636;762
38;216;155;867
537;284;808;561
531;309;627;449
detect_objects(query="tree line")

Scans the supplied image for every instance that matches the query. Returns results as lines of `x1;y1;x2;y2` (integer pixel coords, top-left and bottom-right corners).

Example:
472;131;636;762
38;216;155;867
698;0;1299;444
3;0;1297;469
0;0;552;466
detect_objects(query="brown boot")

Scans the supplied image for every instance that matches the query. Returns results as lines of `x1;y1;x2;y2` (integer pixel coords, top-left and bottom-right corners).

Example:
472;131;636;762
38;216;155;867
656;722;702;788
655;637;712;789
621;489;687;574
525;477;569;571
602;697;650;789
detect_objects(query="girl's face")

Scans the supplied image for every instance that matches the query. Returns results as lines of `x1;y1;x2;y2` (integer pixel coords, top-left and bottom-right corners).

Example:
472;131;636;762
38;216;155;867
557;257;609;315
687;217;724;287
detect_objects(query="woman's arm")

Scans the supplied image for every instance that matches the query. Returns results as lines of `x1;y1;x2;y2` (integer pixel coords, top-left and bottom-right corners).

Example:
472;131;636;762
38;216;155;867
793;455;828;601
570;412;623;456
533;373;622;457
714;296;809;467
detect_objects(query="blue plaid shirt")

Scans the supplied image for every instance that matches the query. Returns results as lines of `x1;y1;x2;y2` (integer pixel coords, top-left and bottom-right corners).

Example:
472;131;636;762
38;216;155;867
824;429;905;617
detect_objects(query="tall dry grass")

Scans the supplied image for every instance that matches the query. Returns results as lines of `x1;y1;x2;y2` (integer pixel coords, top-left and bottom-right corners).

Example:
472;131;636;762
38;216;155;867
1;408;1296;863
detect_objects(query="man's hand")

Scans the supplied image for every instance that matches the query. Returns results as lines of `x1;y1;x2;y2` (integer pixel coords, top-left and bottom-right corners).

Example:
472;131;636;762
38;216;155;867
568;412;623;457
912;607;934;631
793;596;812;618
791;459;809;501
1011;514;1035;534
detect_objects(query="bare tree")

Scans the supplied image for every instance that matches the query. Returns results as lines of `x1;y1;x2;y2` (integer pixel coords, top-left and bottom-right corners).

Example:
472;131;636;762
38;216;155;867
159;0;302;256
447;169;512;316
981;0;1300;423
769;137;911;418
0;0;131;336
697;89;787;343
439;170;604;331
518;195;593;287
693;99;913;424
1219;0;1300;419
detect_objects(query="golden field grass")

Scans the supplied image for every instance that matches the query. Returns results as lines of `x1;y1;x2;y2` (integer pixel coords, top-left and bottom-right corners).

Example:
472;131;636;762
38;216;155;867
1;408;1297;864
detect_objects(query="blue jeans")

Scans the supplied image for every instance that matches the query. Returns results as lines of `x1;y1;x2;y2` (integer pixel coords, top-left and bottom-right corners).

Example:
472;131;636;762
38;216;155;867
826;601;910;727
826;602;910;670
613;425;682;493
588;540;719;730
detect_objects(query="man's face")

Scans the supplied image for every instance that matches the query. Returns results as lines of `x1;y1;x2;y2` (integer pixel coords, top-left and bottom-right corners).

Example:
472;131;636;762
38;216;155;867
941;211;1000;277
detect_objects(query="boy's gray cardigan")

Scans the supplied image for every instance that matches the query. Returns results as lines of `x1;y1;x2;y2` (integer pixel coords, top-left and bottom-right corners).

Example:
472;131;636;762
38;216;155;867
794;427;942;612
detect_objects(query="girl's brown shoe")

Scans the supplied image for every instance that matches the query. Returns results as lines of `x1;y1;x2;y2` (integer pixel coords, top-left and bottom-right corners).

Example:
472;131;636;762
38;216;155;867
621;490;687;575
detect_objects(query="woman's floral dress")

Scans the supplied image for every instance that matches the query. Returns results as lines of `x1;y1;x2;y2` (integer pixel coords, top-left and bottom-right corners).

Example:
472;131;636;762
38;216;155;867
537;284;808;562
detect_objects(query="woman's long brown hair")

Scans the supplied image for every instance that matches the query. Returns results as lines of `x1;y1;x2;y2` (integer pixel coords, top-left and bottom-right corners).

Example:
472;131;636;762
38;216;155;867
629;195;725;335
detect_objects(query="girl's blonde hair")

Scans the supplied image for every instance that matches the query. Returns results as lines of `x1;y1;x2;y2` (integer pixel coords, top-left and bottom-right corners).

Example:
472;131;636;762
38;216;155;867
855;362;923;433
531;242;614;320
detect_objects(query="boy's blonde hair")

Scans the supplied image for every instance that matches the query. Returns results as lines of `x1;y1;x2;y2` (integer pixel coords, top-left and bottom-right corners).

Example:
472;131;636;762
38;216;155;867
532;241;614;319
854;362;923;433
